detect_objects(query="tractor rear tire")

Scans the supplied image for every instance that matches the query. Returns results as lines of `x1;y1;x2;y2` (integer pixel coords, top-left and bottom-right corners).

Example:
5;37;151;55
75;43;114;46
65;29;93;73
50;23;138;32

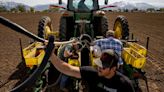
59;17;67;41
59;16;74;41
93;16;108;37
101;16;108;37
113;15;129;40
38;16;53;39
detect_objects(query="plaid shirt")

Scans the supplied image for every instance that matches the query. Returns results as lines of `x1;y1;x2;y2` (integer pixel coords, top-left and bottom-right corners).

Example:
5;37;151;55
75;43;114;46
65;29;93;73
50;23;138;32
95;37;123;65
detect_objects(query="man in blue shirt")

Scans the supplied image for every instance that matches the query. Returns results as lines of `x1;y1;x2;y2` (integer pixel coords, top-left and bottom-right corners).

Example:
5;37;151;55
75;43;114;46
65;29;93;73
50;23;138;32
95;30;123;67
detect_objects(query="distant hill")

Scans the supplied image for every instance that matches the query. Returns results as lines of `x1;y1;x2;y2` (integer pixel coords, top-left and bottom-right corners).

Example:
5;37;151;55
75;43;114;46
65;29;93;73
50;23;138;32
0;1;67;11
0;1;161;11
112;1;157;10
0;2;31;10
135;3;156;10
34;4;50;11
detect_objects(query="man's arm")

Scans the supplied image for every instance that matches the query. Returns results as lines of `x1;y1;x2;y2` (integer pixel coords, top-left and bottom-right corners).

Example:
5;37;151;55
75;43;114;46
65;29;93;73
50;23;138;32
50;51;81;78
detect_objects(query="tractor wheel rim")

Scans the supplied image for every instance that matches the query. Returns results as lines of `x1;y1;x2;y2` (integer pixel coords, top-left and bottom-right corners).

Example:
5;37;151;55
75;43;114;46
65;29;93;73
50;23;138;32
44;26;51;39
115;21;122;39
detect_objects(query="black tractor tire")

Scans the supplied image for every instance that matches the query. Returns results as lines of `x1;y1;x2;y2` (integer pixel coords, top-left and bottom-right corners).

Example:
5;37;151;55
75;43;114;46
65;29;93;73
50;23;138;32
101;16;108;37
59;17;67;41
38;16;53;39
113;15;129;40
93;16;108;37
59;16;74;41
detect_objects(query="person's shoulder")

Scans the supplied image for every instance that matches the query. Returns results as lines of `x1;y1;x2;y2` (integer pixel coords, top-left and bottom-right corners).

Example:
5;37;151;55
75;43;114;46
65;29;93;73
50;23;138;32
96;38;106;41
113;38;122;44
116;71;135;91
98;38;109;42
116;71;131;84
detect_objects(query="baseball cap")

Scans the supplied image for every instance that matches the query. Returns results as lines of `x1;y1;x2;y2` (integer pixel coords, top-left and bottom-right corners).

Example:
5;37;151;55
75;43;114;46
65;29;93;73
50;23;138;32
94;49;119;68
106;30;114;37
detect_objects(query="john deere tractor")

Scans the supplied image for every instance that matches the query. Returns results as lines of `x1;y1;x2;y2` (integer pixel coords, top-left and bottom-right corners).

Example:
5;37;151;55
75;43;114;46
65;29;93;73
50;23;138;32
38;0;129;41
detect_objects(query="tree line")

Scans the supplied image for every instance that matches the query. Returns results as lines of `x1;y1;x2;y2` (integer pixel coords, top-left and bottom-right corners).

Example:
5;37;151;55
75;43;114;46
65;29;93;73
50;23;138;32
0;5;34;13
0;4;60;13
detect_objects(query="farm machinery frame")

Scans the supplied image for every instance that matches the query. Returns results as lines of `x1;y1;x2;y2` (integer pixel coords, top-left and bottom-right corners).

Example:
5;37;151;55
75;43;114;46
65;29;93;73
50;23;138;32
0;0;149;92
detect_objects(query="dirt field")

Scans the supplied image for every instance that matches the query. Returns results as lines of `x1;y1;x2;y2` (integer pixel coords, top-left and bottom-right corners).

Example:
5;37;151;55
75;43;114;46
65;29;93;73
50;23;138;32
0;12;164;92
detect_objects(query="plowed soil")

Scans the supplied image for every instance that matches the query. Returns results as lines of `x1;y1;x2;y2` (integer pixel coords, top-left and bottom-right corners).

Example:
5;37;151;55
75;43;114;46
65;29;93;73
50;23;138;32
0;12;164;92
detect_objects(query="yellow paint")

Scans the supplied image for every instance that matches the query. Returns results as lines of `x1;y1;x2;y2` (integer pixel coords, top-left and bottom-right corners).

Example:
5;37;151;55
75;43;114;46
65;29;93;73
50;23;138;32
114;21;122;39
23;42;45;69
122;48;146;69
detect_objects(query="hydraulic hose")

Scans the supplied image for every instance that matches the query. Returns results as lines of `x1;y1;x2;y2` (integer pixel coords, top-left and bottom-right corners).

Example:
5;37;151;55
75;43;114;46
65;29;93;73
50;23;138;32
0;16;75;45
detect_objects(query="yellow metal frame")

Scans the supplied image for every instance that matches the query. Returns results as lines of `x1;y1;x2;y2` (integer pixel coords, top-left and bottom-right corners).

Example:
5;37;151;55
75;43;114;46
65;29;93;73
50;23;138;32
122;48;146;69
45;26;59;39
90;50;98;67
23;42;45;69
23;41;147;70
68;51;97;67
127;42;147;56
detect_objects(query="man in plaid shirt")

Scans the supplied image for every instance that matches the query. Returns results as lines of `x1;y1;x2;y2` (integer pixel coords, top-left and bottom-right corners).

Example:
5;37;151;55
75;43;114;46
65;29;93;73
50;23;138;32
95;30;123;66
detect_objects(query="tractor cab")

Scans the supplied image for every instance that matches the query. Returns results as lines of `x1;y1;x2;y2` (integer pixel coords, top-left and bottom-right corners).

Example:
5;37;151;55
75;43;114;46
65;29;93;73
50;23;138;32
67;0;99;12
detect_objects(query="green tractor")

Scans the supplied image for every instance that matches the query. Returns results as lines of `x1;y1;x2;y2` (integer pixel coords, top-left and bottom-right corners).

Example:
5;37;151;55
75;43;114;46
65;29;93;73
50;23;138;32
38;0;129;41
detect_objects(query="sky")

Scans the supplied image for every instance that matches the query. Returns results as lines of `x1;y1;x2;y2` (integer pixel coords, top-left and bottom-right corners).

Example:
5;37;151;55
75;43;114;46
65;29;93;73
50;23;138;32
0;0;164;7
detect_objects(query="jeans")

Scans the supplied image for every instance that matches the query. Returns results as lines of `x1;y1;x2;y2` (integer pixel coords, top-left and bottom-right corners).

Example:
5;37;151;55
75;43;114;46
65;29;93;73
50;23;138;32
60;74;69;89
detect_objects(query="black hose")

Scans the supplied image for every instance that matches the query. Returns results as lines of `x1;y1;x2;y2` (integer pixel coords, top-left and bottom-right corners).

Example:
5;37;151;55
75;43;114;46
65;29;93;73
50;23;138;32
0;16;45;42
10;36;55;92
